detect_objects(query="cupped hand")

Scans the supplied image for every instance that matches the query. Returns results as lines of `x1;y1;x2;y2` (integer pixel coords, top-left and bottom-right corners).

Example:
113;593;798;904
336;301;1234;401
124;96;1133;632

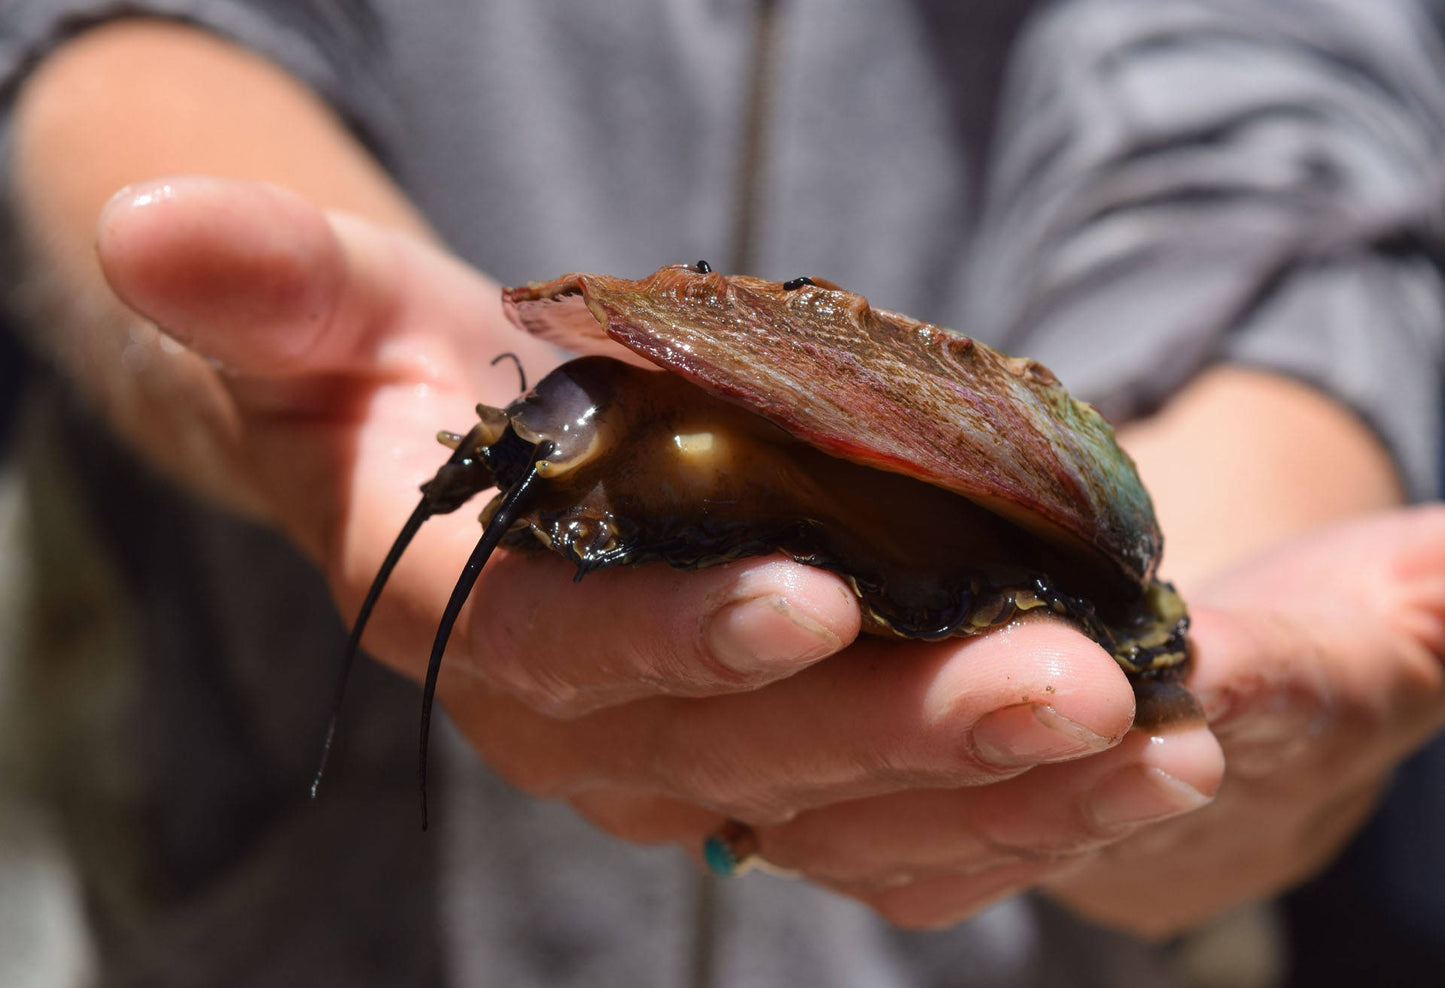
1040;507;1445;936
603;508;1445;936
723;509;1445;934
97;176;1224;928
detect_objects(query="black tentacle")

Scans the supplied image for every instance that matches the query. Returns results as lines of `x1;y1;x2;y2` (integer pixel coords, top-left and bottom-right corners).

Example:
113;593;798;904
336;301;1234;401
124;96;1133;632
489;352;528;393
311;433;491;799
311;499;433;798
418;441;553;830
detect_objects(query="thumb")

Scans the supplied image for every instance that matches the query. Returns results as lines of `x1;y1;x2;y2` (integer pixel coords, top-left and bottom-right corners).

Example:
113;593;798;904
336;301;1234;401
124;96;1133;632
96;175;382;378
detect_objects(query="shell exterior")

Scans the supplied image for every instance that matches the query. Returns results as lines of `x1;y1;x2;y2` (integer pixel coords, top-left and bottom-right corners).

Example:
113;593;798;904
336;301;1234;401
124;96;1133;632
504;266;1162;590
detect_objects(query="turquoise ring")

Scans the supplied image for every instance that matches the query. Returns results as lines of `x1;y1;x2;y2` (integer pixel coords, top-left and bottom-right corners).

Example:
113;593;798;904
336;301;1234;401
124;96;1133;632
703;820;759;877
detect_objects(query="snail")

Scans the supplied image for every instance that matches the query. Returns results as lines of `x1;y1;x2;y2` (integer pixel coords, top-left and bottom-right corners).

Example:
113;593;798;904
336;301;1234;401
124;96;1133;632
313;264;1194;827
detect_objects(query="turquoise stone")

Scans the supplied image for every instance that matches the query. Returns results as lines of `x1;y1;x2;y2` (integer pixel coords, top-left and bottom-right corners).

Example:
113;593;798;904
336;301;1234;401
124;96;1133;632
703;835;737;877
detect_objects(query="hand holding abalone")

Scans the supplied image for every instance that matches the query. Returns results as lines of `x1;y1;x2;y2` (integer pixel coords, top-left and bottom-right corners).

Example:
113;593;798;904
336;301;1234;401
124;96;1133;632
318;264;1194;825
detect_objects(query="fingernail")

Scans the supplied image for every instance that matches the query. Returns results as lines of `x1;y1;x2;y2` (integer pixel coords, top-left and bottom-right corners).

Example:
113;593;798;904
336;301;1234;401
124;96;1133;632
1088;764;1211;831
972;703;1112;768
705;594;842;674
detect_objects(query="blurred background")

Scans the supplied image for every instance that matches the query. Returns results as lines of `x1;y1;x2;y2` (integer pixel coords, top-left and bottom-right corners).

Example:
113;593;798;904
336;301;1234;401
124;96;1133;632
2;2;1445;986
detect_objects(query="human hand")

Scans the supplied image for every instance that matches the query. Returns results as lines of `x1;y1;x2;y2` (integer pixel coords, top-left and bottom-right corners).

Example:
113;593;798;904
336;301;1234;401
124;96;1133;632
1039;507;1445;936
96;175;864;706
99;178;1226;914
636;509;1445;936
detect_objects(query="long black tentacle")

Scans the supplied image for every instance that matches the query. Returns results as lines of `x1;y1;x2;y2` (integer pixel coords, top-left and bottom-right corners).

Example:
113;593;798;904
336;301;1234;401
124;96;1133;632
311;499;434;798
311;429;493;799
418;442;552;830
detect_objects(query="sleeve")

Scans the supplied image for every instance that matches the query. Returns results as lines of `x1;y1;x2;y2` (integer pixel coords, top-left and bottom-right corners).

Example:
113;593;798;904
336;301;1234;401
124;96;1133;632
968;0;1445;500
0;0;402;162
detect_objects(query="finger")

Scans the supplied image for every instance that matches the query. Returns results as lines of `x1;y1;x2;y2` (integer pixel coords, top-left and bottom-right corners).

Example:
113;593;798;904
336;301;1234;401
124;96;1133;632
849;860;1066;931
98;176;360;377
451;552;863;715
753;726;1221;887
568;787;724;845
97;176;551;391
97;176;556;555
504;772;1072;934
442;616;1136;821
341;535;862;712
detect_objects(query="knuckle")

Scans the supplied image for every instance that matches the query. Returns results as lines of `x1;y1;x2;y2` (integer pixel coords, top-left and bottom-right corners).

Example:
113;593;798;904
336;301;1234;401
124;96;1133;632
483;632;721;716
623;633;765;700
517;684;603;720
482;649;599;719
978;811;1115;857
670;762;754;815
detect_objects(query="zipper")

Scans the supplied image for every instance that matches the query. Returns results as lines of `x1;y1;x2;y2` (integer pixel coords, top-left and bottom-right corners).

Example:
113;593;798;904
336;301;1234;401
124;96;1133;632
692;7;784;988
727;0;783;276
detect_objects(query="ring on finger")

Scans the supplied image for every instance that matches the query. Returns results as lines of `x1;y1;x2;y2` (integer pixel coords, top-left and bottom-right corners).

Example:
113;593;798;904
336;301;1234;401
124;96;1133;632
703;820;760;876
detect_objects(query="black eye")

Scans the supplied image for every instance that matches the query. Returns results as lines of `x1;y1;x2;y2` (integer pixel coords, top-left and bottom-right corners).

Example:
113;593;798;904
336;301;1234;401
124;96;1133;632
783;276;815;290
695;260;713;274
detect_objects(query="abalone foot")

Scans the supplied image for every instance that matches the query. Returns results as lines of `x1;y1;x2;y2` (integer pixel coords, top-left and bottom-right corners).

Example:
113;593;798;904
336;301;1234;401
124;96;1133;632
1130;673;1204;732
